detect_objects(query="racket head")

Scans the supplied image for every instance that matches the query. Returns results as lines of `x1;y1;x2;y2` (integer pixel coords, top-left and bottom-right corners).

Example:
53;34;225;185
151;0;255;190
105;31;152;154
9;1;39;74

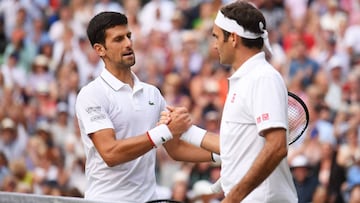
145;200;183;203
287;92;310;145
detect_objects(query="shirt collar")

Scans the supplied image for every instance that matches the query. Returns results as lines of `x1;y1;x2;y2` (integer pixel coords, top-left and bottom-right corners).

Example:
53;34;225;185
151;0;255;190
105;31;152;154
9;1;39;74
100;68;142;91
229;52;266;80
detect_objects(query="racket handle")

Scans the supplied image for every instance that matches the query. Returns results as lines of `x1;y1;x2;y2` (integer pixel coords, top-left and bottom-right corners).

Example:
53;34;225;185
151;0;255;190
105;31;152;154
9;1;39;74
210;178;223;193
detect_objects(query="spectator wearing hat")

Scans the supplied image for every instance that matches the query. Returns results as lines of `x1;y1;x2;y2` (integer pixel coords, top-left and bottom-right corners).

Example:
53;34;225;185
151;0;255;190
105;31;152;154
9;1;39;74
325;55;348;113
0;117;27;161
290;154;319;203
25;54;57;120
167;170;191;202
320;0;347;33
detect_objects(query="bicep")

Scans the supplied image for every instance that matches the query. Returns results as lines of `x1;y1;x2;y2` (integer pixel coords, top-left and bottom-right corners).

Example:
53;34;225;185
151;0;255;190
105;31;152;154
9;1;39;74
261;128;288;153
90;128;117;156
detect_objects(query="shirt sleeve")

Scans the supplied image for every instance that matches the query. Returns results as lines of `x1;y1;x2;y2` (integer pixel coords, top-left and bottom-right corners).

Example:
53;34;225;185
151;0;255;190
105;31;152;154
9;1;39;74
251;73;288;135
76;86;114;135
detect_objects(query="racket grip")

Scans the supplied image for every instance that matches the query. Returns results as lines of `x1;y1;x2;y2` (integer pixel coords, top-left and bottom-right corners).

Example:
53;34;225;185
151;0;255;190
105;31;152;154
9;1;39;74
210;178;223;193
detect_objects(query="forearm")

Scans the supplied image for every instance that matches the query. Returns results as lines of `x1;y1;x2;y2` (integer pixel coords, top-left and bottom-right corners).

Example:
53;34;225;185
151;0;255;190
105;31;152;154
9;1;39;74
201;132;220;154
164;138;213;162
92;129;155;167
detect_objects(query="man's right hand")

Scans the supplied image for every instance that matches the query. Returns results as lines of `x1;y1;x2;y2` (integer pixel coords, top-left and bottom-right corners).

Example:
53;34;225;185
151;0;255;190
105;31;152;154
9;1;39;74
166;106;192;138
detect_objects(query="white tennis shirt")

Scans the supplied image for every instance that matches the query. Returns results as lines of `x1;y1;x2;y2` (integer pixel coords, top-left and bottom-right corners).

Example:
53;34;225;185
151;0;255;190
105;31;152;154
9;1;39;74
76;68;166;203
220;52;298;202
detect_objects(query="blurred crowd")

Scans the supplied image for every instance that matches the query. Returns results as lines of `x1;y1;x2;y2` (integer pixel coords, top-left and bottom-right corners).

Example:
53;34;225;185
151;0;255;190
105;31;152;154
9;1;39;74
0;0;359;202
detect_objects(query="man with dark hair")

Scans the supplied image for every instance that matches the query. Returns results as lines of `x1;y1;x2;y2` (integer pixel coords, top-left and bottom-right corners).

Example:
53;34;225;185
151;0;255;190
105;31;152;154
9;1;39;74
76;12;214;203
164;1;298;202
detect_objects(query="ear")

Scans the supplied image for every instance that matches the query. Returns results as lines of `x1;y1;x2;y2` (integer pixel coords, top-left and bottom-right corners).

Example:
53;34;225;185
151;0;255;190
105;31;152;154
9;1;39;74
231;32;239;48
93;43;105;57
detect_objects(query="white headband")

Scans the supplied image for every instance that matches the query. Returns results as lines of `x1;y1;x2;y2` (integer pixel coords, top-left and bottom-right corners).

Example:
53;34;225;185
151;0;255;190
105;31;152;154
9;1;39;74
214;11;273;56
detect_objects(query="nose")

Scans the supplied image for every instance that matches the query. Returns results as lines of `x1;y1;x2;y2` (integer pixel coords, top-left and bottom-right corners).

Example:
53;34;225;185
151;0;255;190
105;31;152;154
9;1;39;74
124;36;132;48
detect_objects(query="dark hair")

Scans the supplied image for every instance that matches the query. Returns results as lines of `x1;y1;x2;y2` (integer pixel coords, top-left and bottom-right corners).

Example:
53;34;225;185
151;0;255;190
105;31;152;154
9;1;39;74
220;1;265;49
86;12;128;47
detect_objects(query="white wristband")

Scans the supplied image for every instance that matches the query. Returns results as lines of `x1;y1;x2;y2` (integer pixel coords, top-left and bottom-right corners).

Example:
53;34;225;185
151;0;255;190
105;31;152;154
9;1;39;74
211;153;221;163
147;124;173;147
180;125;206;147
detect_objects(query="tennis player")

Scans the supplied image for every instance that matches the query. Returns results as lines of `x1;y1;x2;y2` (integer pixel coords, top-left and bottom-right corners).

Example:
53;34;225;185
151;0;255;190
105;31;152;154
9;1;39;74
75;12;214;203
165;1;298;202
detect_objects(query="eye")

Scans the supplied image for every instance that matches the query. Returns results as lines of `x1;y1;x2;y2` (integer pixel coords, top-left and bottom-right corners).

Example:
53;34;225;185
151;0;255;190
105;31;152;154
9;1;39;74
127;33;132;40
114;36;124;42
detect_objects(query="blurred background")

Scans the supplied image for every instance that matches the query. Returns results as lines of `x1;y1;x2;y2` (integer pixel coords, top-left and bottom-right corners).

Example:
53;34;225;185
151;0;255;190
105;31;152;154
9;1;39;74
0;0;359;202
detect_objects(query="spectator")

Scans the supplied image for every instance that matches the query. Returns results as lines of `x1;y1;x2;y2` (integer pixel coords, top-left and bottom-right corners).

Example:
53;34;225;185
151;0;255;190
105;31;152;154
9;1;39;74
290;154;319;203
0;1;359;201
2;27;37;73
8;158;33;192
190;179;220;203
320;0;347;33
48;5;84;42
324;55;347;113
49;102;73;149
0;52;27;91
0;117;27;161
343;14;360;65
138;0;176;35
0;151;9;187
170;170;191;203
343;157;360;203
288;37;320;90
93;0;124;15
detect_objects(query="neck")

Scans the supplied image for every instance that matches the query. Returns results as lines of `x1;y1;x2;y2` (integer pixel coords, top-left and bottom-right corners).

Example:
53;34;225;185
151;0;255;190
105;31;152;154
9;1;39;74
106;63;134;88
232;48;261;71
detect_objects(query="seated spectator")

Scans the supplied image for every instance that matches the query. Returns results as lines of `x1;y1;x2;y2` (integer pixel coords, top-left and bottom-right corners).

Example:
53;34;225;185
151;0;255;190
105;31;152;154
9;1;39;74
290;154;319;203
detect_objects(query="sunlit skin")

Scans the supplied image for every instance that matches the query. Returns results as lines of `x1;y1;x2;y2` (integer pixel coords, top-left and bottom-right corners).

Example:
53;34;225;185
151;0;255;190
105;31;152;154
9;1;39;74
93;25;135;87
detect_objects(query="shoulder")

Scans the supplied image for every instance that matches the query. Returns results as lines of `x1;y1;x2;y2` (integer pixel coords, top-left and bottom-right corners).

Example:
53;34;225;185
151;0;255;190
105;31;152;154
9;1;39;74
77;77;106;102
140;81;162;94
253;61;282;79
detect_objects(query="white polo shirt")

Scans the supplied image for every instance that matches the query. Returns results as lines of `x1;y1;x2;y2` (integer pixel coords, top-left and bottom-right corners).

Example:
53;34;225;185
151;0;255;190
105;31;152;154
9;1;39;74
220;52;298;203
76;68;166;203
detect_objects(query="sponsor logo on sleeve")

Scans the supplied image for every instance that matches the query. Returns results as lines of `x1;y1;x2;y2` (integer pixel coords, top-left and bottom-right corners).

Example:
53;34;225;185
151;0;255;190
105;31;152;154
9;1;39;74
86;106;102;114
90;114;106;121
256;113;270;124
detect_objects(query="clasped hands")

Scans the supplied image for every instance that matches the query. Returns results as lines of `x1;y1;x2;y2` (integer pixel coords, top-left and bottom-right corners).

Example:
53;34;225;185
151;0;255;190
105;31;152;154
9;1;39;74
157;106;192;139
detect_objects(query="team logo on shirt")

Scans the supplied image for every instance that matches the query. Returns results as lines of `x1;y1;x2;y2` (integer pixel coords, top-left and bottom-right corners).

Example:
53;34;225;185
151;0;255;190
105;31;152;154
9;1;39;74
256;113;270;124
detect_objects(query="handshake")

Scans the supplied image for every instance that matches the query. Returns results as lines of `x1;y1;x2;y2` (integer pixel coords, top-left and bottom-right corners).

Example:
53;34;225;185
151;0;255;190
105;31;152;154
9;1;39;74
147;106;206;148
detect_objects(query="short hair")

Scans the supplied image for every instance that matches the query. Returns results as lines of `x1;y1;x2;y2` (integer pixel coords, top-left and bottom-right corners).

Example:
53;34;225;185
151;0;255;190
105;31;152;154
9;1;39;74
220;1;265;49
86;12;128;47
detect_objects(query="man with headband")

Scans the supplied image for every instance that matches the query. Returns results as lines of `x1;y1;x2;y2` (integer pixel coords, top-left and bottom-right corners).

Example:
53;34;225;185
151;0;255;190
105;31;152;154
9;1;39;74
162;1;298;202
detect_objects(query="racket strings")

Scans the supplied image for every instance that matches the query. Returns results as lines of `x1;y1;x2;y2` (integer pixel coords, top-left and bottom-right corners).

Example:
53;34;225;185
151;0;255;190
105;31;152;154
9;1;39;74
287;95;309;145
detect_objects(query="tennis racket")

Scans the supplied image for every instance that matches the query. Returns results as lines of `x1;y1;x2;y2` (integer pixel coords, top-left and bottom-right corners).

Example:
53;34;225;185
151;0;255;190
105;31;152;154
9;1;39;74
145;199;183;203
287;91;309;145
210;91;310;193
